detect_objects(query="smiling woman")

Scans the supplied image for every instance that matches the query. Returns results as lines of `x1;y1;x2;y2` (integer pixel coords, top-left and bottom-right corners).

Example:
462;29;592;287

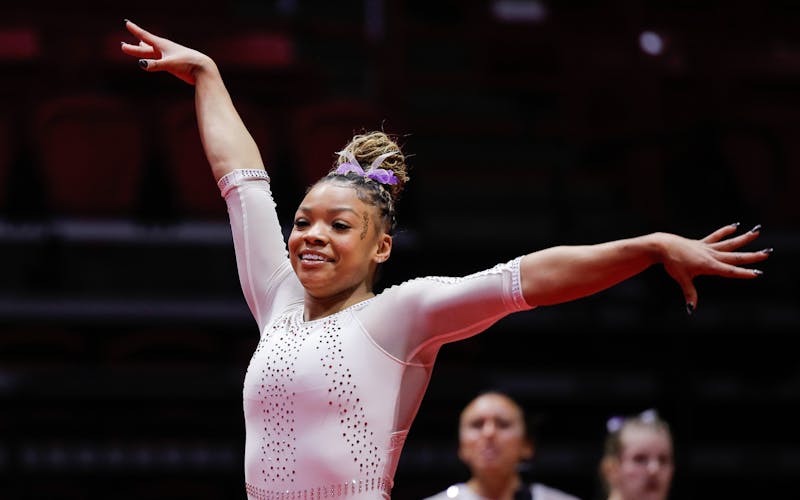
286;138;404;317
120;18;769;500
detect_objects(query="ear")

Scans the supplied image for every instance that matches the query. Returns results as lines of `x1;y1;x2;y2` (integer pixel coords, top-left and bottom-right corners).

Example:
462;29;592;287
373;233;392;264
521;440;534;461
457;444;468;465
601;457;619;485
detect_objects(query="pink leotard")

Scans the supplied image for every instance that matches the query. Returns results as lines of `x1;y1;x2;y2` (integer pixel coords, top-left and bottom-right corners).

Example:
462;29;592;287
219;170;534;499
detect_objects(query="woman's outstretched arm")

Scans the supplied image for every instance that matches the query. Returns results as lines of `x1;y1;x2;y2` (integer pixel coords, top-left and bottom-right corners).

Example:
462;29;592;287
520;223;771;312
121;20;264;181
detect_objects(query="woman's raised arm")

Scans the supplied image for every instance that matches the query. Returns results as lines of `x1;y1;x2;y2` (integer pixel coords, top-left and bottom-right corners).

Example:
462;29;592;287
121;20;264;181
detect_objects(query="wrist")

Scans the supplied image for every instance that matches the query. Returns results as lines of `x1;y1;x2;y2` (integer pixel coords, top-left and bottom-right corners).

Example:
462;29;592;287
191;54;218;79
645;232;674;265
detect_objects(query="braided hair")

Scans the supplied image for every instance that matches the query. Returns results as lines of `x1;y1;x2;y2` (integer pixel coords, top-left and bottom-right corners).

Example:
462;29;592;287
314;131;409;235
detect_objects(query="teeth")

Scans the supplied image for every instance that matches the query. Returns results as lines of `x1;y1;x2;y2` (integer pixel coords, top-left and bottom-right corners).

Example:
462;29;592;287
303;254;325;261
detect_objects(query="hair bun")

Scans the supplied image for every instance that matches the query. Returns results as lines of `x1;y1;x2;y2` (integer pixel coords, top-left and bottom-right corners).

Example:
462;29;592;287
335;131;409;202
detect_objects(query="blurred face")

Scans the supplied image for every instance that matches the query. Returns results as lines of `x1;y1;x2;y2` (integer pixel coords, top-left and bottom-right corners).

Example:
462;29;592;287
288;183;390;299
457;393;532;477
607;425;674;500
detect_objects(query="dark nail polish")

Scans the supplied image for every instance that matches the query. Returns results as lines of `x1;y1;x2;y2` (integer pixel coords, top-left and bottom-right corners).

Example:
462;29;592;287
762;248;773;254
686;303;694;315
138;59;148;69
750;224;762;233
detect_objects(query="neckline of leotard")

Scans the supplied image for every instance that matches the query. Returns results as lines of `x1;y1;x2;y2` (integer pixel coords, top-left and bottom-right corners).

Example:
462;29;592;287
299;295;378;325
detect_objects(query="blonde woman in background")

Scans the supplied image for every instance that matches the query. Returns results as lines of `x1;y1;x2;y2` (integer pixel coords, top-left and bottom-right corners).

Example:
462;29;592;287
599;410;673;500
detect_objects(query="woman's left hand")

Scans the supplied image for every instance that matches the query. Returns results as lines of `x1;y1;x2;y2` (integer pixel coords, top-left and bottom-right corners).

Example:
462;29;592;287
660;223;770;312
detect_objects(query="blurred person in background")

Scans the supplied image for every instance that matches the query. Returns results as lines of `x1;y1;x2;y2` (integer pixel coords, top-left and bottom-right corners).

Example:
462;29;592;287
598;410;673;500
424;391;581;500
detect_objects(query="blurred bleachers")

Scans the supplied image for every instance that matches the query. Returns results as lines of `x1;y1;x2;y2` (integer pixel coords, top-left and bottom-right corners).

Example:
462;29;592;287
1;1;798;499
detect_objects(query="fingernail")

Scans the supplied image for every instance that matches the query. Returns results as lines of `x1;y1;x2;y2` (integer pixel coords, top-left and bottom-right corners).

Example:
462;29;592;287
138;59;148;68
124;18;130;24
761;247;773;254
730;222;740;228
753;269;763;276
750;224;762;233
686;303;694;315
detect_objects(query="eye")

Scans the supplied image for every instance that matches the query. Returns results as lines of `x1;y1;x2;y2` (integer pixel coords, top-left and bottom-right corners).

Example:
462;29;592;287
332;221;351;231
293;218;309;229
468;418;484;430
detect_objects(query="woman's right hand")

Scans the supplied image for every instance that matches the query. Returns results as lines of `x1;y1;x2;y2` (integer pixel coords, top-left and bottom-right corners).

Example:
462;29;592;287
121;20;215;85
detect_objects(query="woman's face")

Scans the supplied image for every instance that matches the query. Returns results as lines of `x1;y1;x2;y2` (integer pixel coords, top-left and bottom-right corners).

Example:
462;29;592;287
608;425;674;500
457;393;532;477
288;182;390;299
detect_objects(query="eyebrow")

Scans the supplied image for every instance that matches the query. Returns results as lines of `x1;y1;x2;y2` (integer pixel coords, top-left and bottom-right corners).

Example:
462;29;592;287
297;206;360;216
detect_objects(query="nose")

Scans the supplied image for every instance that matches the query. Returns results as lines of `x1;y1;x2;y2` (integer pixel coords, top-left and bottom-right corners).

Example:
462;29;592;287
304;221;328;246
481;422;497;437
646;459;663;474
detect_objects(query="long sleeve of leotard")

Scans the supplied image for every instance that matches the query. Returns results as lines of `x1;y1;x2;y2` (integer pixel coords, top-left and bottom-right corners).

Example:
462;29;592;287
218;169;304;334
357;258;535;363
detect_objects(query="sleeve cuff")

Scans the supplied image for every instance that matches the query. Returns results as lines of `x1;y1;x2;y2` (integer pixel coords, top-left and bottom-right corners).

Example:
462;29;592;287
217;169;271;198
510;256;533;310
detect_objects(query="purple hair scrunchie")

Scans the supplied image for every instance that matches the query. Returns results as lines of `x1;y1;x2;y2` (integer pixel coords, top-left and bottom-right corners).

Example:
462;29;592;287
334;150;399;186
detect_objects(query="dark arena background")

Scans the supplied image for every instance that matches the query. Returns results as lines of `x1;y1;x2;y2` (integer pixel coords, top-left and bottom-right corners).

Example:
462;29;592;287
1;1;798;499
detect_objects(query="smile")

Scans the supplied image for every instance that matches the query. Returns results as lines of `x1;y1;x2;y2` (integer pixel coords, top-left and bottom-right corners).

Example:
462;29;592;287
299;251;333;262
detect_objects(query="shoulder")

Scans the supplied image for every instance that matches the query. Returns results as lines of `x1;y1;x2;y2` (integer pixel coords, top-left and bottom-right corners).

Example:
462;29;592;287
531;482;582;500
423;483;478;500
371;276;447;303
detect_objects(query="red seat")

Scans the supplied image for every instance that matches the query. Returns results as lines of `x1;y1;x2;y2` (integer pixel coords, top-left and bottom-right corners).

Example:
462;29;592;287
205;30;295;70
33;93;147;217
288;98;387;188
158;98;277;219
0;25;40;62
